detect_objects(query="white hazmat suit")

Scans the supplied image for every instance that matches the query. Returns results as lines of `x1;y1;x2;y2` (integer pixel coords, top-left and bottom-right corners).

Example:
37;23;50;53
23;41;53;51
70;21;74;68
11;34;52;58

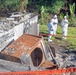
48;15;58;42
61;16;68;39
53;15;58;35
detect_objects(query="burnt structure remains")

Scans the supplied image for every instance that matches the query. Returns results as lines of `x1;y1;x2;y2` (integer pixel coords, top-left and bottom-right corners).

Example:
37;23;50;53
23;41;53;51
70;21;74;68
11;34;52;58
0;12;56;72
0;12;76;74
0;12;39;52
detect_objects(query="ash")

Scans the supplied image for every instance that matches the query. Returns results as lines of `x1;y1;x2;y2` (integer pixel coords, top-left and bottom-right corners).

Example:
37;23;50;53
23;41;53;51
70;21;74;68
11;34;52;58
55;49;76;68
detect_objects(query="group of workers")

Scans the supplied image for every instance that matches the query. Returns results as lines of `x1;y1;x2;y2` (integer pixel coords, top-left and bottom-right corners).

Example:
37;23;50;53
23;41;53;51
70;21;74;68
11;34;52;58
48;15;69;42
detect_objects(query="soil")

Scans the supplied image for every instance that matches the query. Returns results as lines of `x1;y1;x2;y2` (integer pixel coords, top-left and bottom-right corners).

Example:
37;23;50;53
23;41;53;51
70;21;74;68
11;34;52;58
48;39;71;50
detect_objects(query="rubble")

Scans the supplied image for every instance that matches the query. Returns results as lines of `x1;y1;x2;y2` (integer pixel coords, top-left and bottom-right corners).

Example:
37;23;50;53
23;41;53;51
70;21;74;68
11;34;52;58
0;12;57;72
0;59;48;72
48;39;76;68
0;12;39;52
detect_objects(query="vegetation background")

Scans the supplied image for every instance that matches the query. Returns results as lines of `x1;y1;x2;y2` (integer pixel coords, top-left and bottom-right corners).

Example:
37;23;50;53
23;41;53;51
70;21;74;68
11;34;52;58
0;0;76;50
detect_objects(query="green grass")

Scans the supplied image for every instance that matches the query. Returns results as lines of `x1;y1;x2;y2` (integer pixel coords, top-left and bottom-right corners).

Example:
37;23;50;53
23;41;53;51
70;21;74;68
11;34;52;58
39;25;48;34
39;25;76;50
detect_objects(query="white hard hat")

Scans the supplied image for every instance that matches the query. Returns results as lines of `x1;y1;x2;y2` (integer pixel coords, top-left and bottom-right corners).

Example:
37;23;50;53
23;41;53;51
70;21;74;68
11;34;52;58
54;15;57;18
64;16;67;19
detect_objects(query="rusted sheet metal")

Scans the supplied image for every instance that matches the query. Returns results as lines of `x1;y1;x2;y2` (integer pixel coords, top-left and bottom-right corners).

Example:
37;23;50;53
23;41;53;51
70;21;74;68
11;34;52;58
1;34;46;67
39;60;57;69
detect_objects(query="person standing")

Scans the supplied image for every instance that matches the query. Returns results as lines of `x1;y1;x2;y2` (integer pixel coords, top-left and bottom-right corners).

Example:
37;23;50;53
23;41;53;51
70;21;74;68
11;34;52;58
53;15;58;35
61;16;69;39
48;15;58;42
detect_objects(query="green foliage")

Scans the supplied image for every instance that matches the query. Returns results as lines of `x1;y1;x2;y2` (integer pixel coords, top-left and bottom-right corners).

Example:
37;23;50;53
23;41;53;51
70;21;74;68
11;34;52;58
37;0;65;25
50;0;65;14
39;11;50;25
68;16;76;27
34;5;41;12
39;6;51;25
0;0;20;13
59;13;64;20
40;6;45;21
0;0;65;16
26;0;28;5
39;24;48;34
68;3;76;27
40;6;45;25
27;0;65;14
69;3;75;14
41;6;45;14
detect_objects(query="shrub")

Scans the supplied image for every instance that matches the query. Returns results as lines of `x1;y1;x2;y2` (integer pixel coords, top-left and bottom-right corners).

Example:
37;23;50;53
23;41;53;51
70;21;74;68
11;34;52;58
69;3;76;27
50;0;65;14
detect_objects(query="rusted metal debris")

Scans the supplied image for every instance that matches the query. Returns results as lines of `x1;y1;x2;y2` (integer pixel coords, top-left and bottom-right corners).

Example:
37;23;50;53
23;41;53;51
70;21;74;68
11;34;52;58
1;34;56;69
1;34;45;67
39;60;57;69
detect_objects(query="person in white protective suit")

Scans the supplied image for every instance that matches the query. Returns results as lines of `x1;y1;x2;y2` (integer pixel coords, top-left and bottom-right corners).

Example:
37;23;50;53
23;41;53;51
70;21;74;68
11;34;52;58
61;16;68;39
48;15;58;42
53;15;58;35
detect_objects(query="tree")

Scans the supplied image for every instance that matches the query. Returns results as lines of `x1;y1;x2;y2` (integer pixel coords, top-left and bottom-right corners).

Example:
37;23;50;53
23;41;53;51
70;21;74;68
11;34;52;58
0;0;28;13
0;0;21;16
